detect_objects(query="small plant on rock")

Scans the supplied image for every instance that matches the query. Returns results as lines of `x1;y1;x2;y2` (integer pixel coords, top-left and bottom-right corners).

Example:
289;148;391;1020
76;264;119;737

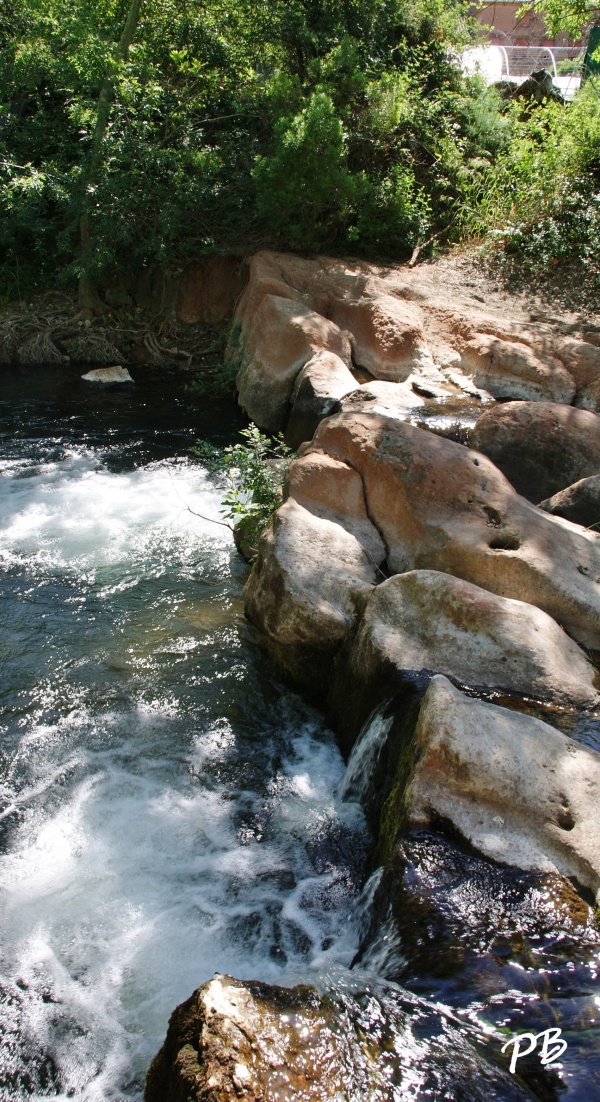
192;424;294;559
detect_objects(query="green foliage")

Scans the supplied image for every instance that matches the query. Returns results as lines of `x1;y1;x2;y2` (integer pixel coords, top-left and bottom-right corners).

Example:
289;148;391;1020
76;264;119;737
253;92;355;250
192;425;294;553
0;0;483;294
460;80;600;278
528;0;600;38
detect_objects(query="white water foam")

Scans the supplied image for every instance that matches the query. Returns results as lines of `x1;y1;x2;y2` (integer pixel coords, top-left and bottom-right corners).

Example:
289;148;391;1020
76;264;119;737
337;709;394;805
0;451;367;1099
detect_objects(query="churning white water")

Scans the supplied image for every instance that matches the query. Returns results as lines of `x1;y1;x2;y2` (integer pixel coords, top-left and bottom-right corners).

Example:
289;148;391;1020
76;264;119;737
0;440;367;1099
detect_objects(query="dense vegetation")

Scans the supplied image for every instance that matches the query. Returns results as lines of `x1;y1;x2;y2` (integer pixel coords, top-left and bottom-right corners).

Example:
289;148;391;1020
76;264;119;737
0;0;599;302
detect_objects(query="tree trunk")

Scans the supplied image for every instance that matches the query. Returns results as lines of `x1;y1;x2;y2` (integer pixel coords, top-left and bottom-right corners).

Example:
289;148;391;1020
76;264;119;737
78;0;144;315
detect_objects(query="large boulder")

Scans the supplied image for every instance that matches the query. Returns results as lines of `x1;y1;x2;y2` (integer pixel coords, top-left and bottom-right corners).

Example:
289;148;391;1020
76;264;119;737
144;974;353;1101
236;295;351;431
404;676;600;902
328;293;430;380
540;475;600;529
330;570;600;743
307;413;600;650
471;401;600;502
554;335;600;411
285;351;356;450
286;452;386;566
145;972;533;1102
244;499;379;691
458;334;575;404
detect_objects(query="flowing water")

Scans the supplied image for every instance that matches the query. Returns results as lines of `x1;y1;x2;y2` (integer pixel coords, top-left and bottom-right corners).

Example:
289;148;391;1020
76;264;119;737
2;366;600;1102
0;367;370;1099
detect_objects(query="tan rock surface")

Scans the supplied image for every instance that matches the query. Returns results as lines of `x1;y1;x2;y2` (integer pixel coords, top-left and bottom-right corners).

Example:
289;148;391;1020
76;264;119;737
540;475;600;529
244;499;377;688
471;400;600;502
285;351;357;449
332;570;599;729
405;677;600;901
236;295;351;431
286;452;385;566
309;412;600;649
458;334;575;403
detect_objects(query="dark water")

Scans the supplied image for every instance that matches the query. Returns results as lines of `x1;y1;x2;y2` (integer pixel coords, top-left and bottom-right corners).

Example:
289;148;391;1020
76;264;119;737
1;365;599;1101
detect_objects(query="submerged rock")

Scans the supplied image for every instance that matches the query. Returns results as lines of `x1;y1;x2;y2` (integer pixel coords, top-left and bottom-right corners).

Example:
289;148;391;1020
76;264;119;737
145;972;536;1101
471;401;600;502
81;365;133;384
404;676;600;901
308;412;600;650
540;474;600;530
330;569;600;744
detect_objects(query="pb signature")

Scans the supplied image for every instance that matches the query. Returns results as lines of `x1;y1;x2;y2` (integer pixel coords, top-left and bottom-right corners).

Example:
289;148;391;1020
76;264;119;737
502;1028;567;1074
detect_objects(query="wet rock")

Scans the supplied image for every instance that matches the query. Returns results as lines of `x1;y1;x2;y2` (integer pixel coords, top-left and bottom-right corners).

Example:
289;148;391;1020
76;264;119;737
458;335;574;404
404;676;600;901
340;379;426;421
285;351;356;450
144;973;352;1102
145;972;536;1102
309;412;600;650
81;365;133;384
330;570;600;743
471;401;600;502
244;499;378;693
540;475;600;529
235;295;351;432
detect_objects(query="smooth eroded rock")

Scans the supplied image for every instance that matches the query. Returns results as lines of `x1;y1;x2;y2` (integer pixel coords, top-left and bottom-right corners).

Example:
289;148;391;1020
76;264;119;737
540;475;600;529
458;334;575;404
308;412;600;649
285;351;357;449
330;570;599;743
286;452;385;566
236;295;351;431
81;365;133;384
471;401;600;502
404;676;600;901
328;293;428;380
244;499;377;692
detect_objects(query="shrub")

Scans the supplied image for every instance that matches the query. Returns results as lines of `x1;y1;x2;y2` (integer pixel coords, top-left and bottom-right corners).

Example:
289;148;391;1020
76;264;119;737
192;425;294;558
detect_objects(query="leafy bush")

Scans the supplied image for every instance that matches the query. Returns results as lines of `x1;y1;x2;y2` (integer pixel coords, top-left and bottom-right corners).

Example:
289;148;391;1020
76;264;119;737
0;0;486;295
460;80;600;280
192;425;294;558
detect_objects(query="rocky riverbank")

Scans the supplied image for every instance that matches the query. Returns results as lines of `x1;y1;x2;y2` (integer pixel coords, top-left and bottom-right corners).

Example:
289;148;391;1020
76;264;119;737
148;250;600;1100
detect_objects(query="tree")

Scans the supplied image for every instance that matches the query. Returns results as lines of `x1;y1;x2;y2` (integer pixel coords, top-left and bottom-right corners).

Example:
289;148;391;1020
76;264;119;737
529;0;600;38
78;0;144;315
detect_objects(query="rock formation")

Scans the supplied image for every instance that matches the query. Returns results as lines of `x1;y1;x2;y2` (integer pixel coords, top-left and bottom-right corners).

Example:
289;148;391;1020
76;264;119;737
471;400;600;502
403;676;600;902
230;251;600;444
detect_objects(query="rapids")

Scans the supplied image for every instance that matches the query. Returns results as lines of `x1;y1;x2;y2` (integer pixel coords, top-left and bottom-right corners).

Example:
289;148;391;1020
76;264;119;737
0;368;367;1099
2;365;600;1101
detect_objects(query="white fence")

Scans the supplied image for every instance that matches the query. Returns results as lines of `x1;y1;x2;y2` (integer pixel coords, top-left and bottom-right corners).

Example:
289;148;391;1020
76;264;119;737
462;45;583;100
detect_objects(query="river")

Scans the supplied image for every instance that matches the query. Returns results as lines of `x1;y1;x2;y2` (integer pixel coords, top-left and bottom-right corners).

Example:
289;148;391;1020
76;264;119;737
1;365;600;1101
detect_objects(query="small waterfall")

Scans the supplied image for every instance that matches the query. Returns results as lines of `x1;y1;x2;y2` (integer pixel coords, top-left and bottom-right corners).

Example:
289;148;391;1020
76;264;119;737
337;708;393;804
